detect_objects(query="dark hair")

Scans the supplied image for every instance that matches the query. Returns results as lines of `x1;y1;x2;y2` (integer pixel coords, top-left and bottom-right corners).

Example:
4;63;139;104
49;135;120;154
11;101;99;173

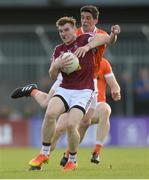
80;5;99;19
56;16;76;27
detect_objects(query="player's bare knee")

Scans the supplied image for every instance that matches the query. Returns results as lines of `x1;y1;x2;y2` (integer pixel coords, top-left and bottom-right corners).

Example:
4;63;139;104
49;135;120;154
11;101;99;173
80;119;91;128
44;111;57;122
67;121;77;130
100;103;111;116
104;107;111;117
67;123;74;130
40;101;48;108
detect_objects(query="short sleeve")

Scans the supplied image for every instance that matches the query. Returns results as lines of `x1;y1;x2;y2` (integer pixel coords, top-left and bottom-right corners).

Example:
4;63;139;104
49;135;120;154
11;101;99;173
101;58;113;77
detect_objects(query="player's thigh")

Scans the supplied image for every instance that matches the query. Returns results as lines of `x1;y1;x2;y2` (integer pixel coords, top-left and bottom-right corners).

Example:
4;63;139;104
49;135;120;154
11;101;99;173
81;91;96;125
45;96;66;118
80;107;94;126
42;89;55;108
67;108;84;128
45;74;62;106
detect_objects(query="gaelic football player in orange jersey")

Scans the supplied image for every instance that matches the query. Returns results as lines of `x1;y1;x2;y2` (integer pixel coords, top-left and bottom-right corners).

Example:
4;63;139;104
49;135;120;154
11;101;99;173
79;57;121;164
58;5;120;165
76;5;120;77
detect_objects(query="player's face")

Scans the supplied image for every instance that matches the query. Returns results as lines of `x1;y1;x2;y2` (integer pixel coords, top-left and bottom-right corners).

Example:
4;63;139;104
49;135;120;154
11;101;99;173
81;12;98;32
58;23;76;45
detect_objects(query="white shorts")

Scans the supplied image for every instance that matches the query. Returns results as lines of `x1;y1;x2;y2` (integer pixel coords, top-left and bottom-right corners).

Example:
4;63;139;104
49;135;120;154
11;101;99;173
89;91;97;110
51;73;62;91
54;87;94;114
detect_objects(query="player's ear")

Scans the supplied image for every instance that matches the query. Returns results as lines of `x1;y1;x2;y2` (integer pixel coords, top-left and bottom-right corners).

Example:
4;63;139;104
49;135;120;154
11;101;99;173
94;19;98;25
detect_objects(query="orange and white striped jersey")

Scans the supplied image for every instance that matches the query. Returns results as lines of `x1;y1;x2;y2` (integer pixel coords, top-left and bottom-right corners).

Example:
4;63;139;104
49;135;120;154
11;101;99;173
94;58;113;102
75;27;108;78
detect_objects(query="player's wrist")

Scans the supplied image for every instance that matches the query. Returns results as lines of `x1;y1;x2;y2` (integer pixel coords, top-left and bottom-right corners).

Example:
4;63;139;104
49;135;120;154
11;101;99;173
54;60;61;69
86;44;92;51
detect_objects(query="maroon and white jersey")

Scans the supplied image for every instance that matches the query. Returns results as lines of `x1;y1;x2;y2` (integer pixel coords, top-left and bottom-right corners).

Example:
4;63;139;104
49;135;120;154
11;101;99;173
52;34;94;90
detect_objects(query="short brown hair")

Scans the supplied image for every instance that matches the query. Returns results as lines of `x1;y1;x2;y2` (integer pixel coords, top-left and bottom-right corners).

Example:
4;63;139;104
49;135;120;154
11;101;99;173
56;16;76;27
80;5;100;19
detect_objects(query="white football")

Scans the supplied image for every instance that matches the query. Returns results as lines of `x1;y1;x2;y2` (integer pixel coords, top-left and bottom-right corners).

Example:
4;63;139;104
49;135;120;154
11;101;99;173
61;52;80;75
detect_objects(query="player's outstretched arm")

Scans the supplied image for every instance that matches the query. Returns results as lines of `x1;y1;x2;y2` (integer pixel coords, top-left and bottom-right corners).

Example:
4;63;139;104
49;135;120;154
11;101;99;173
106;74;121;101
74;33;110;58
109;25;121;44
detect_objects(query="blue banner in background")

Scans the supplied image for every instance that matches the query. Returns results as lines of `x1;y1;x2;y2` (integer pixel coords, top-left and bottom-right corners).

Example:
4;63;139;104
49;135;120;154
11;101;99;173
109;117;149;146
29;116;149;148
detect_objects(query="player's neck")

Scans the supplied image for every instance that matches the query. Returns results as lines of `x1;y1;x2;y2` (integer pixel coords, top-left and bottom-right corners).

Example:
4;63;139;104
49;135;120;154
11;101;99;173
65;36;76;45
82;26;97;33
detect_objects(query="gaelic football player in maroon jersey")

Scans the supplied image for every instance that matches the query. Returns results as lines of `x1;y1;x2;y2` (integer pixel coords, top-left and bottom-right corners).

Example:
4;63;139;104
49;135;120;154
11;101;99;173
31;16;109;172
11;16;110;172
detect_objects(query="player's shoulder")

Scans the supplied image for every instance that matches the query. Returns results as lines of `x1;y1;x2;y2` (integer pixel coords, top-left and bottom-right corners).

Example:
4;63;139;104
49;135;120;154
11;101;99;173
96;28;108;35
77;32;93;41
76;27;82;36
53;43;65;57
76;27;94;37
100;58;112;75
55;43;64;49
54;43;65;51
100;58;111;68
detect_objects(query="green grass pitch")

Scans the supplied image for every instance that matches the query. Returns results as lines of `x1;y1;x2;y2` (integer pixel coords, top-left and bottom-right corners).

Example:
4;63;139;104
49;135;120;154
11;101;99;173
0;147;148;179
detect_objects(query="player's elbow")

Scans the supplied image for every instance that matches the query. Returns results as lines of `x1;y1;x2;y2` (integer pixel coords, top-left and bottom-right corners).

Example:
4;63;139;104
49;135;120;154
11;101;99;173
106;35;112;45
116;83;121;92
110;36;117;45
49;73;56;81
49;70;54;81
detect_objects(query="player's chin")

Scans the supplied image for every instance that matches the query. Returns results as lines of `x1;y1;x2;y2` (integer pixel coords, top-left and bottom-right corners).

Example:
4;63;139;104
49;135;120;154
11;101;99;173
115;98;121;101
82;24;89;30
113;97;120;101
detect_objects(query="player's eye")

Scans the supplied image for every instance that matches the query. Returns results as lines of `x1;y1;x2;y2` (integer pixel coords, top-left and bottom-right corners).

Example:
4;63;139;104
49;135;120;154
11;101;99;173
65;28;69;32
59;30;63;33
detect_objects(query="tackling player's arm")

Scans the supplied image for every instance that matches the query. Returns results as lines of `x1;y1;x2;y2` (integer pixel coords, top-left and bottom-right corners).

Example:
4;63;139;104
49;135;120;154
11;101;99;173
87;33;110;48
109;25;121;44
105;74;121;101
74;33;110;57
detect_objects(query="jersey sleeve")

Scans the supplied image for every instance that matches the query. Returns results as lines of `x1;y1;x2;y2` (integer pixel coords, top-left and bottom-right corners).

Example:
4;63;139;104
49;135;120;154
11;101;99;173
51;46;61;62
101;58;113;77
